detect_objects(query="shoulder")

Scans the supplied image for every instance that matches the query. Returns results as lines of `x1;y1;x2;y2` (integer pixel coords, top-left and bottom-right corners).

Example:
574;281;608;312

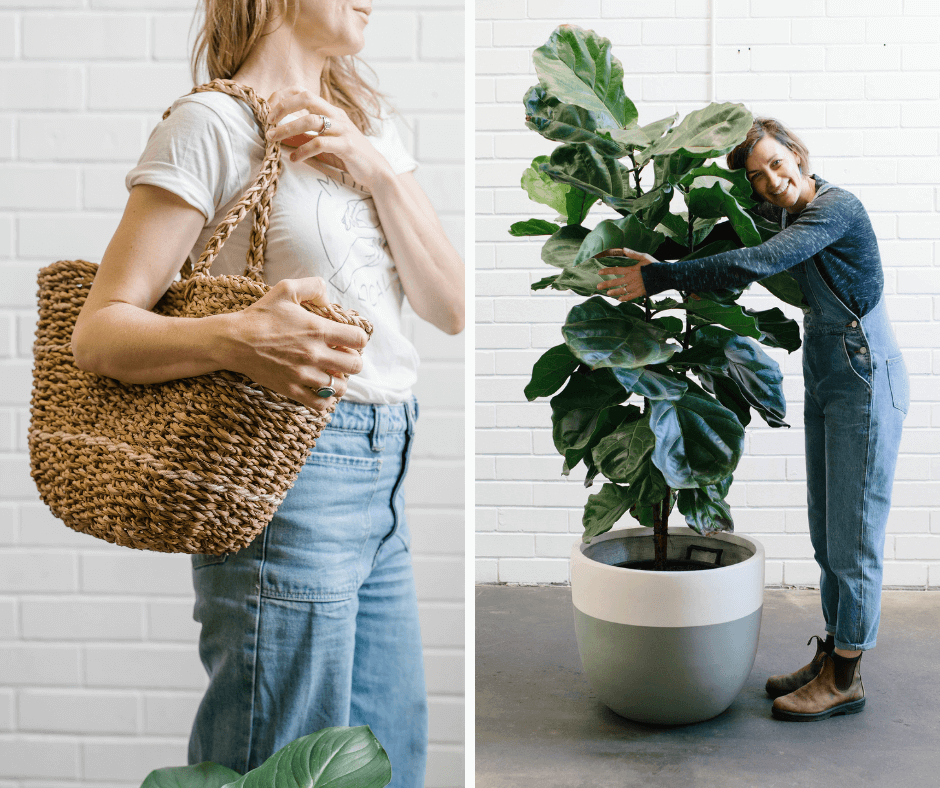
808;178;865;215
163;91;259;144
367;114;417;175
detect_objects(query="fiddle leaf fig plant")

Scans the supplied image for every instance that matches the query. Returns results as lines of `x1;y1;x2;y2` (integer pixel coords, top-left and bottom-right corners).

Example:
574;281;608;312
519;25;803;569
139;726;391;788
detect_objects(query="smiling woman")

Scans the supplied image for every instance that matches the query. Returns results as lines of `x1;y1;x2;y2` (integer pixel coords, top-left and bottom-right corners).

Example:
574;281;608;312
595;116;908;722
67;0;463;784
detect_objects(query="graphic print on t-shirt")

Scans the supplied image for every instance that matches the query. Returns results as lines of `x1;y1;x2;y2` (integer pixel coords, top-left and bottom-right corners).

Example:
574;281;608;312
314;170;401;308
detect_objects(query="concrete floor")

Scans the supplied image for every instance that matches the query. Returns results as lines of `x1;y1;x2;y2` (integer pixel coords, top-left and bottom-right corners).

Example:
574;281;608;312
476;586;940;788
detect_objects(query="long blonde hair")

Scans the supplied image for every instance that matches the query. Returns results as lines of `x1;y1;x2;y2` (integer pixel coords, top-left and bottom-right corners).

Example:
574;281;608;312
191;0;384;134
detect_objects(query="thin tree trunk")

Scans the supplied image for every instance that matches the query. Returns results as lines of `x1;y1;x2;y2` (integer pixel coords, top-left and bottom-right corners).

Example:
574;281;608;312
653;488;670;570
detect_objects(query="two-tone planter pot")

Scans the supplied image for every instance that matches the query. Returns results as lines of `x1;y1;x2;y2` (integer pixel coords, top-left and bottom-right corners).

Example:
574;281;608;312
571;526;765;725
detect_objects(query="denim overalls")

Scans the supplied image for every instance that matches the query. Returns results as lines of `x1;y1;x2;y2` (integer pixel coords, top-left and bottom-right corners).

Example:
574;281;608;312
787;187;909;651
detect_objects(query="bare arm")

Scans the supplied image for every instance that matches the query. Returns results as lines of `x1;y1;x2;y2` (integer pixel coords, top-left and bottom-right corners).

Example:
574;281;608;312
72;184;368;411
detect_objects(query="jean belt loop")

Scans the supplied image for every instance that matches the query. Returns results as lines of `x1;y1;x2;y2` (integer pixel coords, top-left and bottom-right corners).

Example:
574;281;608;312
405;397;417;436
370;405;386;453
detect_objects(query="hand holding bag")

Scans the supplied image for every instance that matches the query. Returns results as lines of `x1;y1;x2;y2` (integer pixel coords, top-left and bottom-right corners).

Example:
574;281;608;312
28;79;372;555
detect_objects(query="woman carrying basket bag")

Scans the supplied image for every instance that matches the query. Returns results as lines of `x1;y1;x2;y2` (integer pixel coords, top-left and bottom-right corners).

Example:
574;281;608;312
69;0;464;784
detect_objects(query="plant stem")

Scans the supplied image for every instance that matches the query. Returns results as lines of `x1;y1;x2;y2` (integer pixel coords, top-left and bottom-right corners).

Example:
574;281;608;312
628;150;643;196
653;487;670;571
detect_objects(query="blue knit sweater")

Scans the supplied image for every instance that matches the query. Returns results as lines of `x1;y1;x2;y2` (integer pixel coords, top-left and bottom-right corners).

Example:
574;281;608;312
641;177;884;318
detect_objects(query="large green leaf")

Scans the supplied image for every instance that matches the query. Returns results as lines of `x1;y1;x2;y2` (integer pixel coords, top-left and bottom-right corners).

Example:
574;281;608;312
612;365;688;401
685;180;762;247
524;85;626;157
509;218;561;237
524;343;580;401
541;224;591;268
651;150;708;185
592;412;656;483
676;477;734;536
142;764;241;788
649;388;745;489
550;370;631;471
582;482;634;542
683;297;762;339
552;257;609;296
540;143;630;202
746;306;802;352
645;101;752;160
224;727;390;788
562;296;678;369
758;271;807;308
673;326;787;428
610;112;680;152
679;164;756;208
521;156;568;216
531;274;558;291
533;25;635;127
572;215;666;267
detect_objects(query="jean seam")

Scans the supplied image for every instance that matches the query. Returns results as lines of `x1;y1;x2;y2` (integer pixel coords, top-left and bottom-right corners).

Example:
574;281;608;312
851;389;875;650
244;528;268;772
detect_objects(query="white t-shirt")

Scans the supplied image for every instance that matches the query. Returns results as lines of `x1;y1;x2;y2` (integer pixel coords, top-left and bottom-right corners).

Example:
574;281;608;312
126;90;420;405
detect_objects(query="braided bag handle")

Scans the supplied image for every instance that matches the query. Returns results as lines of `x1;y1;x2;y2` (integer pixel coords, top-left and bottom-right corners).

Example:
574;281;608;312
162;79;279;283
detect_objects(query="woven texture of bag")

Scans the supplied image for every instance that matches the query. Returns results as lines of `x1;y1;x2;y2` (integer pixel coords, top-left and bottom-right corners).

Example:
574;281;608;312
28;80;372;555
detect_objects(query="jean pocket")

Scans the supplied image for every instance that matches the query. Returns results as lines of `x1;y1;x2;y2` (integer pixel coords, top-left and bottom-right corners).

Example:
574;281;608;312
260;450;381;602
192;553;229;569
841;331;873;389
886;355;909;414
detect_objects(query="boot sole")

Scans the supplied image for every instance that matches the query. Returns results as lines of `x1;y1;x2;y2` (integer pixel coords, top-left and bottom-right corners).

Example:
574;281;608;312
771;697;866;722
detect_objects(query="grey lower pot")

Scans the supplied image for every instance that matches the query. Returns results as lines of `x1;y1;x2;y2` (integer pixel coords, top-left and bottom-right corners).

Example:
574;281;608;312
570;526;765;725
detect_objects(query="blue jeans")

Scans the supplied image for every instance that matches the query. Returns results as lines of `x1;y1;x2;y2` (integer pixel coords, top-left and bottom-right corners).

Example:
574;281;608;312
791;258;908;651
187;398;427;787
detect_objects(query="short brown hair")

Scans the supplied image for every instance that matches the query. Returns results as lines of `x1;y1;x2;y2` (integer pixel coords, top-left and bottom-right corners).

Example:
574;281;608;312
726;117;811;177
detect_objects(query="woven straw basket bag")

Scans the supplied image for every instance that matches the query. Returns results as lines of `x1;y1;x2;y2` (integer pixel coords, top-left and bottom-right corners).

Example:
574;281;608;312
28;80;372;555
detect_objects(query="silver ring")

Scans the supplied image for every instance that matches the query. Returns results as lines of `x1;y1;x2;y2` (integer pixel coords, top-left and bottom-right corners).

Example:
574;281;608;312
315;374;335;399
320;114;331;132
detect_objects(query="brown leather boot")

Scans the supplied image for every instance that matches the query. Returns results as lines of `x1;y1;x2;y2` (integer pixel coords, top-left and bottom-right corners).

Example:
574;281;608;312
771;651;865;721
765;634;833;699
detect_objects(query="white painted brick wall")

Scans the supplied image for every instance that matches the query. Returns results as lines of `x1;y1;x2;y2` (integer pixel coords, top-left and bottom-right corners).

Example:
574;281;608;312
475;3;940;590
0;2;464;785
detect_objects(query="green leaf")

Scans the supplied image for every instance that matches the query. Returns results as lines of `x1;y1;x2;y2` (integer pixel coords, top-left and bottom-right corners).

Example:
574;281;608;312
564;186;598;225
141;763;241;788
224;726;391;788
645;101;752;160
510;218;562;236
541;224;591;268
676;477;735;536
758;271;808;308
696;372;752;428
582;482;634;542
673;325;787;428
524;84;626;157
611;365;688;401
550;370;632;471
592;411;656;484
746;306;802;352
679;163;756;208
572;215;666;267
552;257;609;296
652;151;708;185
685;180;762;247
521;156;569;216
649;388;745;489
525;343;580;401
531;274;559;291
683;297;762;339
562;296;678;370
540;143;630;202
650;315;684;335
533;25;636;127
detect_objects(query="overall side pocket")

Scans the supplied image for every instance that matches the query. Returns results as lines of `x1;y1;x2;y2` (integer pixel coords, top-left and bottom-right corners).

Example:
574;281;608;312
886;355;909;414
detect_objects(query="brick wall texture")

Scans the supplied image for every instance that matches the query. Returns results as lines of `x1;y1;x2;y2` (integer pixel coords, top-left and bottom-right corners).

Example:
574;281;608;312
0;1;465;785
475;1;940;588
